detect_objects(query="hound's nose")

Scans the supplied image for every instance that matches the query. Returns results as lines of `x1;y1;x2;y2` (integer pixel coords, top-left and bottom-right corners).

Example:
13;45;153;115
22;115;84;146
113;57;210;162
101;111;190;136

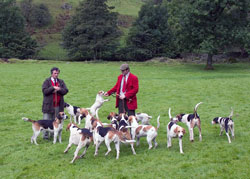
179;135;183;139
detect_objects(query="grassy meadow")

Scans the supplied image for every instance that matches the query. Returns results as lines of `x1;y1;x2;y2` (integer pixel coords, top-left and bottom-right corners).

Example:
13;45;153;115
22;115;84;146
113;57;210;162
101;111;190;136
0;60;250;178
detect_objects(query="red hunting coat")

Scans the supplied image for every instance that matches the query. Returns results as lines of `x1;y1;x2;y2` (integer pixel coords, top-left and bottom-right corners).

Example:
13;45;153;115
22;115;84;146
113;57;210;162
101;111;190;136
107;73;139;110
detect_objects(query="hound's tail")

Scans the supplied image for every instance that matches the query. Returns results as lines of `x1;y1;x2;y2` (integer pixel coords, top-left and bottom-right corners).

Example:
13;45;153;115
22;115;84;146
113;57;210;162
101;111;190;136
229;107;233;119
157;115;160;130
194;102;203;117
125;125;135;129
120;139;136;144
95;108;100;119
22;117;36;123
116;131;136;143
168;108;172;120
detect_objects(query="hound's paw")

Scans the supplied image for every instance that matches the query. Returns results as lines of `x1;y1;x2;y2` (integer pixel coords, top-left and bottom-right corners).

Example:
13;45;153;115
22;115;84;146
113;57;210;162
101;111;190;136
79;155;85;159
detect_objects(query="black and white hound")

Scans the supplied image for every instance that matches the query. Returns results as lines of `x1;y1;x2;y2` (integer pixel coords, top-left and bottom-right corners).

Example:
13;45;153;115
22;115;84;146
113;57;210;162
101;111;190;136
64;103;81;124
107;113;136;155
212;108;235;143
93;120;135;160
175;102;203;142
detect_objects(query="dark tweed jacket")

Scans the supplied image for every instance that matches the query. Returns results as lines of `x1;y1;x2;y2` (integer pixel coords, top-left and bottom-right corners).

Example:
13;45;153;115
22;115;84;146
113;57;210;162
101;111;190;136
42;77;68;114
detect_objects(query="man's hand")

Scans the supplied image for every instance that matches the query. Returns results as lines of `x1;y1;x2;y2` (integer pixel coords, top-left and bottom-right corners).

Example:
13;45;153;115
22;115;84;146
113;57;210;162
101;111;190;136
104;92;109;96
53;86;61;93
119;93;125;100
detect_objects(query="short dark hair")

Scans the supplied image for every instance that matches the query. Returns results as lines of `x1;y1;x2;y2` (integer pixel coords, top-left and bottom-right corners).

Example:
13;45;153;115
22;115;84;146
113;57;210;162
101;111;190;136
50;67;60;74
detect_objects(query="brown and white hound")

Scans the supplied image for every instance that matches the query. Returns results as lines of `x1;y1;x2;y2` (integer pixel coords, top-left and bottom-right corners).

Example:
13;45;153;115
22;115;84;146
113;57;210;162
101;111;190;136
22;112;68;145
167;108;186;153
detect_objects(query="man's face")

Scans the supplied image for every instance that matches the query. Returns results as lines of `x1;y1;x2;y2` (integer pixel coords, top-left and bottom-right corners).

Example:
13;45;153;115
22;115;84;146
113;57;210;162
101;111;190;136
121;69;128;76
51;70;59;79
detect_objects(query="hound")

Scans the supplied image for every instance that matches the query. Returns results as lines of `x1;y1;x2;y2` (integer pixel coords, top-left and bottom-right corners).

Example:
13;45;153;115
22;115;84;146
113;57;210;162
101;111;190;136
64;123;93;163
87;90;109;118
176;102;203;142
107;112;120;129
212;108;235;143
167;108;186;153
64;103;81;124
78;108;109;145
78;108;99;132
93;121;135;160
116;113;136;155
22;112;68;145
136;112;152;125
128;115;160;149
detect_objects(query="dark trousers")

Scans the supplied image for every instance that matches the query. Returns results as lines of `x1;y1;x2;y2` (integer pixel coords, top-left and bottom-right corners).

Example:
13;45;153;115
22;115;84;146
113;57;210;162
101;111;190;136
42;107;59;139
118;99;135;116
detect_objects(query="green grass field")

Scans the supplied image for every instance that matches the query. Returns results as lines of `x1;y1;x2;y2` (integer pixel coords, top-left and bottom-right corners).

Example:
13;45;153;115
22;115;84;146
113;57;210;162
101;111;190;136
0;60;250;178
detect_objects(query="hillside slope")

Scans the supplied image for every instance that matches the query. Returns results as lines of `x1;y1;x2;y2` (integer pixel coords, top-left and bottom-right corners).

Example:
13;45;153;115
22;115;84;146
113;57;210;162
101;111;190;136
16;0;144;60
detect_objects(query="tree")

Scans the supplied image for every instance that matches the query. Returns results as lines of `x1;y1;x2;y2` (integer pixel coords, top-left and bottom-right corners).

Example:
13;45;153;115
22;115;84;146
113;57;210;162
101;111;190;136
62;0;121;60
0;0;37;59
126;1;175;61
20;0;52;28
167;0;250;70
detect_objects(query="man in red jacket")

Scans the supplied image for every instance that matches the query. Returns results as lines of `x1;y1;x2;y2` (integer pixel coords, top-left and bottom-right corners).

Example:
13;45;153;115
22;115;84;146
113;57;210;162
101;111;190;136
104;64;139;116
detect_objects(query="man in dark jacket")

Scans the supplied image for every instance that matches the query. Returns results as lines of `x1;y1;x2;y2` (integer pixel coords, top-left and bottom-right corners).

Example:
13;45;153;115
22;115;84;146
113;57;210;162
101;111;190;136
42;67;68;139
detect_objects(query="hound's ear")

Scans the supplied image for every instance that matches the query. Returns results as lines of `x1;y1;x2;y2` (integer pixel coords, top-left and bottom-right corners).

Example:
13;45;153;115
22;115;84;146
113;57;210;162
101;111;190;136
66;123;71;131
183;128;186;134
107;115;111;120
174;127;178;134
117;116;121;121
56;113;61;120
128;116;133;123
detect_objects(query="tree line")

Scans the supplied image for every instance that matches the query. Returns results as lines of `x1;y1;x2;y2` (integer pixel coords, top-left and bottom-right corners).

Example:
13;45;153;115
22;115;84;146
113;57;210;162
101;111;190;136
0;0;249;69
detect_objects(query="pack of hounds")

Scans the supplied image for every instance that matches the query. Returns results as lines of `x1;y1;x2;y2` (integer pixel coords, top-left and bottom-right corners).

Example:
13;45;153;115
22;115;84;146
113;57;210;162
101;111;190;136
22;90;235;163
